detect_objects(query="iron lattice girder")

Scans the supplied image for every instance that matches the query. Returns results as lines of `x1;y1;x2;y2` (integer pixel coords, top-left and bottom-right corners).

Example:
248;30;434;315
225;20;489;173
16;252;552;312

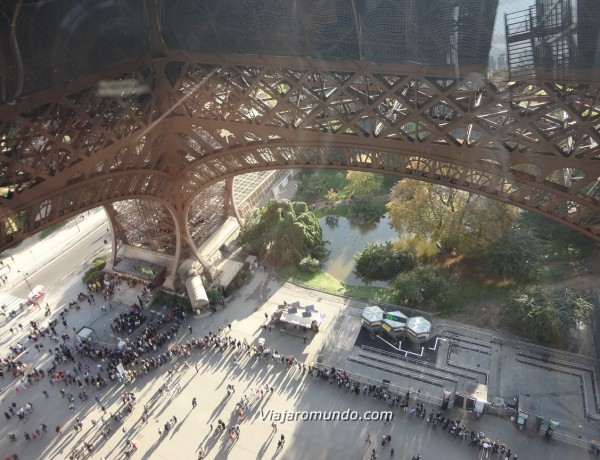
3;55;600;248
187;181;231;249
110;199;178;255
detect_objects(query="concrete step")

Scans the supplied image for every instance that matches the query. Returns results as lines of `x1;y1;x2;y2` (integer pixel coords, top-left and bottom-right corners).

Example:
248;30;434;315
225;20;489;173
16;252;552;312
356;349;479;384
347;355;447;388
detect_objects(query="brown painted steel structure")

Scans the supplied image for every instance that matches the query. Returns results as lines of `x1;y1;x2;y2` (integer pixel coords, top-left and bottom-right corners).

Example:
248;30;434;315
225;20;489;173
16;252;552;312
2;10;600;263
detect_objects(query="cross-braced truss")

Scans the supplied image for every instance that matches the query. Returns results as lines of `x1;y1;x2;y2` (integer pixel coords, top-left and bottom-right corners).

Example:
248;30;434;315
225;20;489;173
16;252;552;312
2;54;600;255
187;181;231;250
110;199;177;256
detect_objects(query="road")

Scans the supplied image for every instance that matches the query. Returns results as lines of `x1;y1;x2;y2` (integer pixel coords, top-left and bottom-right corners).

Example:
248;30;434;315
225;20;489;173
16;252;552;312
0;207;591;460
2;208;110;304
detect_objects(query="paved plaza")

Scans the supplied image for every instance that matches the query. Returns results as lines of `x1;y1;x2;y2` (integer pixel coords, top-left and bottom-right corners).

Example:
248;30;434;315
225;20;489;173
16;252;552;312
0;223;599;460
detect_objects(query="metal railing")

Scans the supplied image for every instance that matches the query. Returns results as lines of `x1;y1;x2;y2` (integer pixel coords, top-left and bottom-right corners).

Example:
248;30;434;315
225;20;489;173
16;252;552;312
361;345;486;384
311;362;444;407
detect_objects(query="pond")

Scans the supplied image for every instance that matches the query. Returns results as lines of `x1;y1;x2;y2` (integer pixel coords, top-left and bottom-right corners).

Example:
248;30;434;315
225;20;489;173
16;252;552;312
318;214;398;287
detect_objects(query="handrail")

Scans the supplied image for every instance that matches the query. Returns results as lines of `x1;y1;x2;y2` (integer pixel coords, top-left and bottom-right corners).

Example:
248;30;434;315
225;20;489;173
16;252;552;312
311;362;443;406
360;345;485;384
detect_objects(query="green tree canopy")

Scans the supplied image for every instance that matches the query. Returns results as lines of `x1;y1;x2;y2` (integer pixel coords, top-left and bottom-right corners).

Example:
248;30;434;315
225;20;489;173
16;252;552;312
348;195;382;223
82;255;106;285
346;171;385;196
324;189;339;207
354;242;415;282
502;287;593;343
393;235;440;262
520;211;596;258
297;170;326;197
393;265;449;305
387;180;519;256
240;199;328;266
484;227;545;281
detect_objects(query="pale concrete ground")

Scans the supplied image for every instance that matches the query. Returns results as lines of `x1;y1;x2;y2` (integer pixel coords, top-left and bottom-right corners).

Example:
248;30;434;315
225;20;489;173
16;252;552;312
0;197;598;459
0;263;593;460
329;309;600;443
0;209;108;299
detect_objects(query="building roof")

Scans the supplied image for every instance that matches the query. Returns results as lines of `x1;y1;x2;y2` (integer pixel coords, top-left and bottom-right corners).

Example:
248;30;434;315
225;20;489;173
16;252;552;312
362;306;384;324
279;309;324;329
382;311;408;330
113;258;166;282
406;316;432;335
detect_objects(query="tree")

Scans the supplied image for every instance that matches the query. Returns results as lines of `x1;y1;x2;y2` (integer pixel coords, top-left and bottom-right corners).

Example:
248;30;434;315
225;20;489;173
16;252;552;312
387;180;519;256
206;286;223;305
393;235;439;262
393;265;449;305
354;242;415;282
298;256;320;273
239;199;328;266
297;170;326;197
82;256;106;284
502;287;593;343
520;211;596;259
348;195;381;222
346;171;384;196
485;227;545;281
324;189;339;207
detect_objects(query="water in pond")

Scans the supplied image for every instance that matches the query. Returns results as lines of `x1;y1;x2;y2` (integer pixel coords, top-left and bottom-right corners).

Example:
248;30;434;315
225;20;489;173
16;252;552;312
318;214;397;287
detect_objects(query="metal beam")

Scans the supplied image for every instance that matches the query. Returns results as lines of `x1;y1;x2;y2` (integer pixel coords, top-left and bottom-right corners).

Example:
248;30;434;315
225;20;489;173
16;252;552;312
3;54;600;251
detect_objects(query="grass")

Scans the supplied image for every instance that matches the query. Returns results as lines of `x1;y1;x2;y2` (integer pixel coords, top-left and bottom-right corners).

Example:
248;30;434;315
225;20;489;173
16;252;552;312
277;265;398;304
277;266;514;318
40;221;67;239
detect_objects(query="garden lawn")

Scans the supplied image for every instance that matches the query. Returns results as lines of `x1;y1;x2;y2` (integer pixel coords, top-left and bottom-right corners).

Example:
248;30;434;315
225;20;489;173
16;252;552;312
277;266;398;304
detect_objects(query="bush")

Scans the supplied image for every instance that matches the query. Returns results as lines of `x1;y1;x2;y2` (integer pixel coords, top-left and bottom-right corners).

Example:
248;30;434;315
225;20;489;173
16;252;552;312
484;227;544;281
354;242;415;282
394;265;450;305
153;289;192;312
298;256;320;273
225;266;252;295
533;265;567;283
82;256;107;285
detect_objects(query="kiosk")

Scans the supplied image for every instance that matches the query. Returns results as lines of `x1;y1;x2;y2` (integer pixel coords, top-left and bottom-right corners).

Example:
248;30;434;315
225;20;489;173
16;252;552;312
361;306;384;336
381;311;408;342
406;316;432;344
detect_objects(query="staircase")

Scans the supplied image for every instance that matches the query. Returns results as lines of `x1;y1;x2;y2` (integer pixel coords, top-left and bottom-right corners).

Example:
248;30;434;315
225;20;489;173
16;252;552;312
505;8;536;81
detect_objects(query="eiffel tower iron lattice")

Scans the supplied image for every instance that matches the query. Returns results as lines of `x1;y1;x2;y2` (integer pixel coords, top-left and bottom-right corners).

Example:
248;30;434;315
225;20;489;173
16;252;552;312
2;54;600;255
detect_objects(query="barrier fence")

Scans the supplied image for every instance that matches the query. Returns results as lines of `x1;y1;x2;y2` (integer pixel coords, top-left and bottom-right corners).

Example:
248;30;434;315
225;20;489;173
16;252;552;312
312;362;444;407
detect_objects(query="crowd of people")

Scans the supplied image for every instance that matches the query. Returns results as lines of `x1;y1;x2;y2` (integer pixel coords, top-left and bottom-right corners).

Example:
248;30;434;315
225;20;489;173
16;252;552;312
2;277;532;460
1;293;188;458
311;366;519;460
111;306;147;335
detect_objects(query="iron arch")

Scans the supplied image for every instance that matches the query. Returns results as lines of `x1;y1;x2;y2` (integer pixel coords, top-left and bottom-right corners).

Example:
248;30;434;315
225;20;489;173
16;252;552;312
178;145;600;242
